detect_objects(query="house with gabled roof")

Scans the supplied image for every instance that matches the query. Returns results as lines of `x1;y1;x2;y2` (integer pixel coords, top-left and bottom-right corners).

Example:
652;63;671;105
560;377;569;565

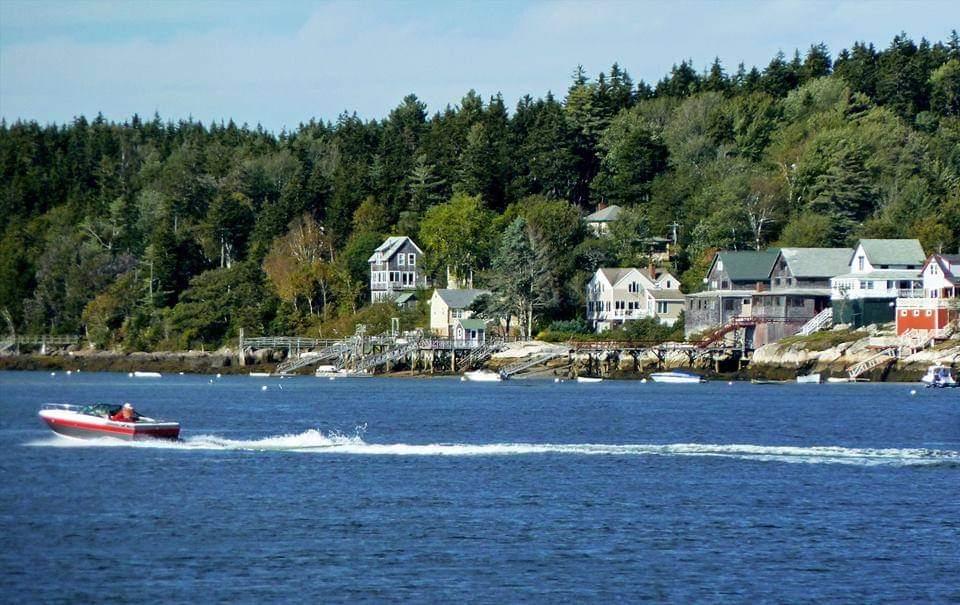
368;236;427;303
748;247;852;345
830;239;924;327
585;266;683;332
684;249;780;338
429;288;491;336
584;205;621;236
895;253;960;337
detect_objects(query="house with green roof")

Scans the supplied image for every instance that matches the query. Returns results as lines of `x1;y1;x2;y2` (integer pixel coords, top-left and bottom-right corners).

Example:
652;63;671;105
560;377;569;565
584;205;621;236
830;239;925;327
684;249;780;339
749;247;852;345
429;288;491;337
452;318;487;345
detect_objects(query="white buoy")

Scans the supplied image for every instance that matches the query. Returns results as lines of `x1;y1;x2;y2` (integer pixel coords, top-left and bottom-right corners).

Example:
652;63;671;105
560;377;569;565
728;381;733;385
461;376;467;382
128;372;133;377
66;370;72;375
50;372;56;376
329;377;335;381
179;372;185;375
216;373;222;378
641;378;647;384
554;377;559;383
910;389;917;396
261;385;268;391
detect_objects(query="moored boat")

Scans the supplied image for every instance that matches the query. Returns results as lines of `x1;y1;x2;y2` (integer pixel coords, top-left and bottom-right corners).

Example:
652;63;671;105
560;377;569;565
131;371;161;378
921;364;958;388
38;404;180;441
796;373;822;384
576;376;603;383
463;370;505;382
649;371;706;384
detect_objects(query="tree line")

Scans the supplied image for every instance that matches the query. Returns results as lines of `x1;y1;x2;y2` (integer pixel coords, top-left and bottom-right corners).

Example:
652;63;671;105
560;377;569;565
1;31;958;348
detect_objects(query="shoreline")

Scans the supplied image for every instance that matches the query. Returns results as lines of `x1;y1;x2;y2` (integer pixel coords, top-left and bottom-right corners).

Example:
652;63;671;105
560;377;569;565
0;351;942;383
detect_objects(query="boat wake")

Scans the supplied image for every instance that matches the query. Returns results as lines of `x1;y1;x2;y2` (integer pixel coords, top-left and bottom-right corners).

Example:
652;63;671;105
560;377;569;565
25;430;960;467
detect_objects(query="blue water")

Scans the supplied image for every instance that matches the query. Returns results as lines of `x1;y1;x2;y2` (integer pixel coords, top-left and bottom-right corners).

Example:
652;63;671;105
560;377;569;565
1;371;958;603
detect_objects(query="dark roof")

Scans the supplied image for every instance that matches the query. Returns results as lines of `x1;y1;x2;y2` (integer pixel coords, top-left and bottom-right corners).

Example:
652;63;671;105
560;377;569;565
433;289;490;309
779;248;853;278
713;248;780;282
584;205;622;222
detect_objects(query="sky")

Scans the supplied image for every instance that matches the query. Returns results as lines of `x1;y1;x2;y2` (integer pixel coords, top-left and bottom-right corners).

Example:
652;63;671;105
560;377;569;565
1;0;957;133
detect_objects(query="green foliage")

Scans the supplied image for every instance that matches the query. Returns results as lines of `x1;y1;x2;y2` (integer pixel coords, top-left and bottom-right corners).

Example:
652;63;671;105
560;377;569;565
1;32;958;349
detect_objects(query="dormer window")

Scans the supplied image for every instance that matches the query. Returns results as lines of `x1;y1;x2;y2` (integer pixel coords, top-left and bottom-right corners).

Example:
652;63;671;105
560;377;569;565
717;259;724;271
858;256;865;271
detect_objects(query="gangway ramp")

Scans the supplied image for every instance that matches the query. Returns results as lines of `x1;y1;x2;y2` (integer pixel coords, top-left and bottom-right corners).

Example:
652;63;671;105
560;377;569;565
500;347;568;378
276;340;354;374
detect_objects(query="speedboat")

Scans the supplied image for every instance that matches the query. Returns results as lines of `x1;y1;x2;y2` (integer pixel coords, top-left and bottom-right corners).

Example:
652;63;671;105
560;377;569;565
38;404;180;441
921;365;958;388
463;370;505;382
649;371;706;384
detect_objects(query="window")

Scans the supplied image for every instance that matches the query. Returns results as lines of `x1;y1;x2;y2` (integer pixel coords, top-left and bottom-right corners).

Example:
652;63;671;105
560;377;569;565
858;256;865;271
408;253;416;266
774;277;781;286
657;302;668;314
398;254;405;266
452;309;464;319
900;310;907;317
925;310;932;317
717;259;723;271
913;310;920;317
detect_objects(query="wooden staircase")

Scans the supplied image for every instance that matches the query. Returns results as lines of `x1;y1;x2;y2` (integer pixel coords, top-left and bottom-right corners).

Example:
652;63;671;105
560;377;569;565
797;308;833;336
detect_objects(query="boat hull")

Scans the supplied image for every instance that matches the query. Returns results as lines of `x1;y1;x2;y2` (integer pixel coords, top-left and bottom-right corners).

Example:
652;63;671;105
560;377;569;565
649;372;705;384
39;409;180;441
463;370;503;382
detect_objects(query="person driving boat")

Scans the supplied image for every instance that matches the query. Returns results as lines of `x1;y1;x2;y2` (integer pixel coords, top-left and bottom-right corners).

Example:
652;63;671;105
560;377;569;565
110;403;139;422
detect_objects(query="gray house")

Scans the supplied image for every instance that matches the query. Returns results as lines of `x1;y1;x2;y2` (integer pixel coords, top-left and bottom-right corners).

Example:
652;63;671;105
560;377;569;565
685;249;780;338
368;236;427;303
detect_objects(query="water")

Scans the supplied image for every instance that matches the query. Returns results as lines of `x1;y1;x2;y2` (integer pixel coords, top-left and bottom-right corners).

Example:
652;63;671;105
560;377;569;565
1;372;958;602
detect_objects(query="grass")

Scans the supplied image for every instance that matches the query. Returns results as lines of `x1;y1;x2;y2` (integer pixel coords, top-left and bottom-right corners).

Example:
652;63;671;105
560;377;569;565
776;328;864;351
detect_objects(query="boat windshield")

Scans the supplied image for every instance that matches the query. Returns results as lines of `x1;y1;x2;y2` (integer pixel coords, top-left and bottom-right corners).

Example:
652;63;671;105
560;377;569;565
80;404;118;418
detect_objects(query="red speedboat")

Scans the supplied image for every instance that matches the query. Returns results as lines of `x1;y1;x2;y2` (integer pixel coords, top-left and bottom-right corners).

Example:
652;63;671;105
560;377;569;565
39;404;180;441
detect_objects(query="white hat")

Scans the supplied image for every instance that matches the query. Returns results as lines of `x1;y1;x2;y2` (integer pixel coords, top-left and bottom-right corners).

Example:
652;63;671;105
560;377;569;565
122;403;134;409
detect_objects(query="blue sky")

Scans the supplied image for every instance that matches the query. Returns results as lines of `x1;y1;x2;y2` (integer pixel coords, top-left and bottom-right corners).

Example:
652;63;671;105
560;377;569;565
1;0;957;132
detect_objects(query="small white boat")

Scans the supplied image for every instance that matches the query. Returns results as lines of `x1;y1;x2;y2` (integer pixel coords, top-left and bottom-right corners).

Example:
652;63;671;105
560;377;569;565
796;373;822;384
921;365;958;388
131;371;161;378
576;376;603;383
249;372;271;377
463;370;505;382
649;371;706;384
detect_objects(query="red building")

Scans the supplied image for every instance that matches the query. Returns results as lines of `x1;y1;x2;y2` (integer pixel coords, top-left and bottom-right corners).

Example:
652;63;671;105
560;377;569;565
896;254;960;336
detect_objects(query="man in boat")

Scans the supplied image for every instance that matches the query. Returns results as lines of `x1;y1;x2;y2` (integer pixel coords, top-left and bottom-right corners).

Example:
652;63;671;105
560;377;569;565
110;403;139;422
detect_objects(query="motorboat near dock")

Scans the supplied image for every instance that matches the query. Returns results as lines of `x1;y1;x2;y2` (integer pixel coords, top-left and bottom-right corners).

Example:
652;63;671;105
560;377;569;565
921;365;958;388
796;373;822;384
462;370;505;382
649;371;706;384
38;404;180;441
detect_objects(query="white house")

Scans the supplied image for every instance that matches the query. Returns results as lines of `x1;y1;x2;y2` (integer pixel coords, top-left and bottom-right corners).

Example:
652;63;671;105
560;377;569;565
830;239;924;327
429;289;490;336
586;267;684;332
895;253;960;337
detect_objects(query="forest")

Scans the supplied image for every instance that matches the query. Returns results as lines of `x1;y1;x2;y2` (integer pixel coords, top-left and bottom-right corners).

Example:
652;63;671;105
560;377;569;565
1;32;959;350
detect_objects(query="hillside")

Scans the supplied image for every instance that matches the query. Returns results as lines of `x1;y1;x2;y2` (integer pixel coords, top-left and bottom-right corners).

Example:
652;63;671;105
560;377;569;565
1;32;958;351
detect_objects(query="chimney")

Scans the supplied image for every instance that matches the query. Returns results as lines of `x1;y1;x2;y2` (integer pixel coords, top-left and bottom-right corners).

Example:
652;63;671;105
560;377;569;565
755;281;766;292
648;261;656;280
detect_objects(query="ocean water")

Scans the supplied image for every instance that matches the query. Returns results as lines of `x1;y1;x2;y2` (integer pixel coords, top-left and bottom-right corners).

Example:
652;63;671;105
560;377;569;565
1;371;958;603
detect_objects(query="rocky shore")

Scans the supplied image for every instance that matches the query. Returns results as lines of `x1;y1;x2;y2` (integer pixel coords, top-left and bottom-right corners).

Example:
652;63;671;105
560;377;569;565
2;325;957;381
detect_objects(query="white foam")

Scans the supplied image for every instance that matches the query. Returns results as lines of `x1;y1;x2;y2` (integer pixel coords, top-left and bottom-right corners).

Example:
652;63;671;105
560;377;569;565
24;431;960;467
